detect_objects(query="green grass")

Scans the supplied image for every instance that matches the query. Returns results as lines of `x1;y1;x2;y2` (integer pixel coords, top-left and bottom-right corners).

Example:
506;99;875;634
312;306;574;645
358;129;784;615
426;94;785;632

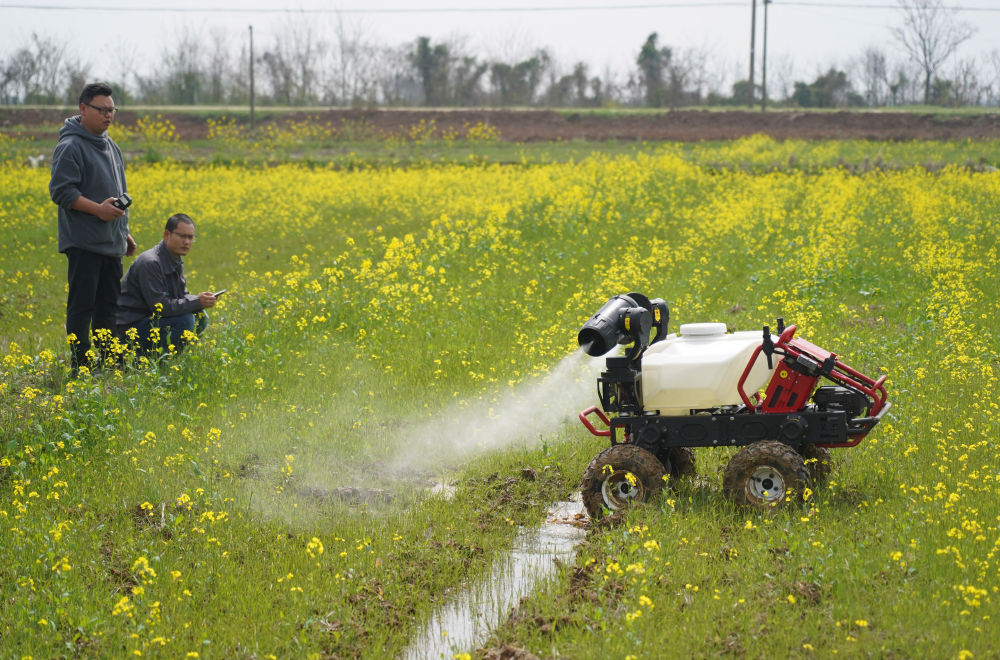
0;134;997;658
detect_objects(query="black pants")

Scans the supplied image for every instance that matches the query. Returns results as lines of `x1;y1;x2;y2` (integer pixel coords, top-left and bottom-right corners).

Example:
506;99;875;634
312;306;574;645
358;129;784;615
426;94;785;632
122;312;208;357
65;247;122;368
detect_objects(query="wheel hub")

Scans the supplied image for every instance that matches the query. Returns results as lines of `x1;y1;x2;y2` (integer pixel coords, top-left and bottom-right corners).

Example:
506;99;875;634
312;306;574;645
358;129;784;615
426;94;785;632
601;470;644;510
748;465;786;502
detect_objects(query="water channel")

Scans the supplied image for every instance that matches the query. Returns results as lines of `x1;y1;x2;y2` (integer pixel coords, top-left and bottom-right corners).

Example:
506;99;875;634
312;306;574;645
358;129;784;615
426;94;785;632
400;495;587;660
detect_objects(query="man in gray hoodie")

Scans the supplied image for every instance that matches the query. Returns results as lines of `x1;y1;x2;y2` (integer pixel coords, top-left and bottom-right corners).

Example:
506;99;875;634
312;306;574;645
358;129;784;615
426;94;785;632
49;82;136;373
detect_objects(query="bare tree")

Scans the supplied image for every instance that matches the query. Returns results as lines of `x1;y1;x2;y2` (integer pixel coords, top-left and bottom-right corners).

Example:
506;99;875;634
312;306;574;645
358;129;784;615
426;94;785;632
62;62;92;105
259;14;326;105
376;44;420;106
669;47;699;106
889;64;913;105
1;33;68;103
1;44;33;104
107;36;138;103
0;53;16;104
284;14;325;105
950;57;982;106
4;46;39;103
689;47;729;103
855;47;890;106
260;48;294;105
204;28;234;105
327;14;380;106
768;53;795;103
227;38;251;106
892;0;975;104
668;46;715;107
31;33;67;103
598;63;628;107
985;50;1000;106
136;26;206;104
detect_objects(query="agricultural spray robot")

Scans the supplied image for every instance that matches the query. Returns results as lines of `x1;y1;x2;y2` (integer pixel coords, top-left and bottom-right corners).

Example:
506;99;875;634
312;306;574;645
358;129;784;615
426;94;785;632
577;293;891;518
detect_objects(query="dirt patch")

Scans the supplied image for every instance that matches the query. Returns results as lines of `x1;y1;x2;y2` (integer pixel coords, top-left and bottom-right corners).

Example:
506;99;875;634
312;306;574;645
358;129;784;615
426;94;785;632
297;485;394;504
481;645;542;660
5;107;1000;142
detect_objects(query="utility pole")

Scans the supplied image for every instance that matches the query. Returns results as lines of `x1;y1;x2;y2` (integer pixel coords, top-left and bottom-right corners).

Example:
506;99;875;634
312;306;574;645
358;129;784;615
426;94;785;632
249;25;255;132
748;0;757;108
761;0;770;112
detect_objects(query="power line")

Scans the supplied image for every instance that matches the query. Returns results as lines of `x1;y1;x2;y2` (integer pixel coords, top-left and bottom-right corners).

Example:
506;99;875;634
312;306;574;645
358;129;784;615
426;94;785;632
1;2;999;14
7;2;744;13
779;1;998;9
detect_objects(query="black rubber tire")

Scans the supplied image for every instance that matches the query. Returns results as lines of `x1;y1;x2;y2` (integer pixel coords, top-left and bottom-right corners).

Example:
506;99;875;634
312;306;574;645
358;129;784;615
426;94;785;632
582;444;666;519
722;441;811;509
798;444;833;485
657;446;697;483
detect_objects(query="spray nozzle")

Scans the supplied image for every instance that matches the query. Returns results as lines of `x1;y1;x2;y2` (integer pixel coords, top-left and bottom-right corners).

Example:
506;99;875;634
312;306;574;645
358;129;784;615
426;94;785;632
578;292;667;360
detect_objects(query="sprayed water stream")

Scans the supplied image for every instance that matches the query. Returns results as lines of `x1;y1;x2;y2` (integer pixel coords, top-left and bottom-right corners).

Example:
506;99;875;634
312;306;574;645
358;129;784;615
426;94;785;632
399;496;587;660
388;348;601;473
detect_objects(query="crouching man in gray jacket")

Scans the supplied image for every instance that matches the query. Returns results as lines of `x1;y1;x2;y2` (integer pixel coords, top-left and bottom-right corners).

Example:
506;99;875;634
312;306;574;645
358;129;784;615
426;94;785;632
118;213;217;357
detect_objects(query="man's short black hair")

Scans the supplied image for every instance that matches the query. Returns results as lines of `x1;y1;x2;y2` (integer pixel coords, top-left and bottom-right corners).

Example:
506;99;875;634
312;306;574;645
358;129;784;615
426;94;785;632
79;82;114;105
165;213;195;232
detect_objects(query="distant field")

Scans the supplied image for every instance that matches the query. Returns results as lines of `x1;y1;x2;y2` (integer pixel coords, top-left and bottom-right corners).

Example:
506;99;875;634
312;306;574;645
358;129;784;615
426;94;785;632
4;104;1000;145
4;108;1000;170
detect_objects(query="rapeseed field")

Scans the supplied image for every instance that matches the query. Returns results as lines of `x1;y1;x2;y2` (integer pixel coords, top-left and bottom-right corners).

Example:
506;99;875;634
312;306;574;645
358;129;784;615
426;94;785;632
0;136;997;657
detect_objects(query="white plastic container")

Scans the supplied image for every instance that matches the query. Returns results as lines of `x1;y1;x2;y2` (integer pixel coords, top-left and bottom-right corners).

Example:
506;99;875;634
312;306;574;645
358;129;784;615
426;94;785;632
640;323;777;415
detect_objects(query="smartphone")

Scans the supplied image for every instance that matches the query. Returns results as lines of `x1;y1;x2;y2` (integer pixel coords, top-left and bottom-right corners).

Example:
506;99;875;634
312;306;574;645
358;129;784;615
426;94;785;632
111;192;132;210
213;289;226;297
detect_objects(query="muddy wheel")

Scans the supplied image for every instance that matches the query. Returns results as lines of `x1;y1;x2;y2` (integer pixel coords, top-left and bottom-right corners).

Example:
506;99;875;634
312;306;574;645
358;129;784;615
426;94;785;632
722;441;810;509
657;446;697;483
798;444;832;485
582;444;666;519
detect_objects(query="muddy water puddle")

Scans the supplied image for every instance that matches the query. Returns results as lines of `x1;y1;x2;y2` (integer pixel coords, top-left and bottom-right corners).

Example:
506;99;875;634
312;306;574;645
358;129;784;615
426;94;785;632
400;496;587;660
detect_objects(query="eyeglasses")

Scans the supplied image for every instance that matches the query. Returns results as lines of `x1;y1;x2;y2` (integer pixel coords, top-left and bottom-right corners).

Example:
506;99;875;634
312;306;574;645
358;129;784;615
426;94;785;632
84;102;118;117
170;231;196;242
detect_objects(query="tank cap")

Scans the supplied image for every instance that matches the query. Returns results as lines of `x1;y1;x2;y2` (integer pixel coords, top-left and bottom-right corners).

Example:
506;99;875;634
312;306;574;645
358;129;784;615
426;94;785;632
679;322;727;337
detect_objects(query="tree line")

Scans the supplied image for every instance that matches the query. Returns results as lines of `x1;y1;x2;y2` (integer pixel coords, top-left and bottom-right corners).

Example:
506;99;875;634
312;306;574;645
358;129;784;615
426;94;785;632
2;0;996;109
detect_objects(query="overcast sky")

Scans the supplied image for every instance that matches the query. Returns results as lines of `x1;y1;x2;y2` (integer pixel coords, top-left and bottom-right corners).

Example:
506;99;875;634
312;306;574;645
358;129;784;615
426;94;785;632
3;1;1000;91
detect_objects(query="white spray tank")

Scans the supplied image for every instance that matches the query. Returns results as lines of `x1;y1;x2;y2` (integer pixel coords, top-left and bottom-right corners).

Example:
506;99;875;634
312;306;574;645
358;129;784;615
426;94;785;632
640;323;778;415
